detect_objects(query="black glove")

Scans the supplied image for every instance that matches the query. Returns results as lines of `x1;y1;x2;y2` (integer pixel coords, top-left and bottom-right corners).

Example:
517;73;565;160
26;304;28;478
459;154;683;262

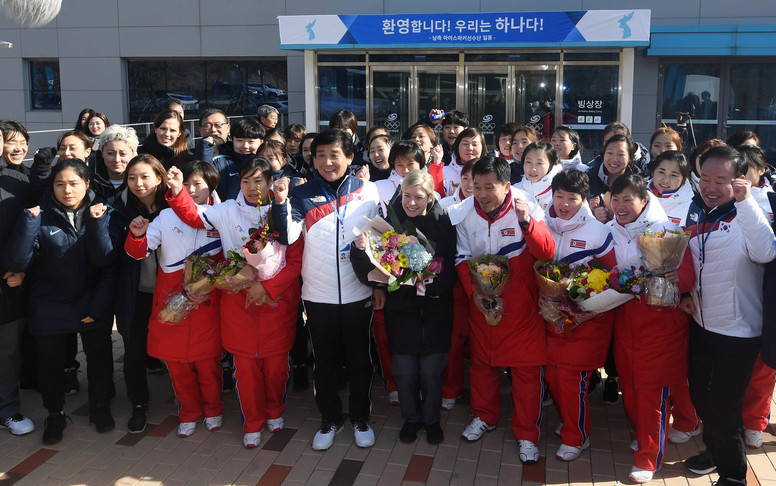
31;146;58;175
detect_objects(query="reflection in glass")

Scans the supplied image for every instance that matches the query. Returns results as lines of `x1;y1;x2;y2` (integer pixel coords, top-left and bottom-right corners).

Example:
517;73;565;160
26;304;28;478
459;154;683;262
516;70;556;143
417;71;456;141
318;66;366;139
30;61;61;110
562;65;618;160
372;71;410;139
661;62;720;143
467;71;507;148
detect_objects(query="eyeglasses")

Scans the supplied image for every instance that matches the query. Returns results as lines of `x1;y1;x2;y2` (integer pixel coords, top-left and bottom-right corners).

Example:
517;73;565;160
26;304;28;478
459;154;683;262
201;122;228;130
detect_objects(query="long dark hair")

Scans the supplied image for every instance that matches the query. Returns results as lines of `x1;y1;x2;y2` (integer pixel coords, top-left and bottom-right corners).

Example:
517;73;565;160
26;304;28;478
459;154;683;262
124;154;167;217
74;108;95;132
153;110;189;156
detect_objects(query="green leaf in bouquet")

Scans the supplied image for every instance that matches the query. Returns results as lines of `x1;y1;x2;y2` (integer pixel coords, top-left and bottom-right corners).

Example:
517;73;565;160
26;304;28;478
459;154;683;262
387;204;404;233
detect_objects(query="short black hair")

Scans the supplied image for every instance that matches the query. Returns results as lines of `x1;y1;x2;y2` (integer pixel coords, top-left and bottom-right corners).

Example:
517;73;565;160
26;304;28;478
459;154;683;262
51;158;90;189
0;120;30;143
604;134;637;165
239;155;273;184
388;140;426;170
311;129;354;158
649;150;690;183
551;169;589;197
551;125;581;158
162;98;183;111
198;108;227;125
521;141;558;166
610;173;649;200
472;156;510;184
231;118;265;140
699;146;748;178
181;160;220;193
443;110;469;128
497;122;520;139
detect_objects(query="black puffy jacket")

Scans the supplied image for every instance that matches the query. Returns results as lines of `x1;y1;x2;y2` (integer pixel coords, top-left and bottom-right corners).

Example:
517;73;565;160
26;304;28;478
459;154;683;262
0;159;31;325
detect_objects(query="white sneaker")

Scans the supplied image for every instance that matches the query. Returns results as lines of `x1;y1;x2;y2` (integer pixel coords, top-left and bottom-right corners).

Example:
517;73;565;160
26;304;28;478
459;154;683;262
518;440;540;464
746;428;764;448
204;415;222;431
629;466;654;483
461;417;495;442
556;440;589;461
267;417;284;432
388;391;400;406
0;414;35;436
243;432;261;448
177;421;197;437
630;439;639;452
312;421;343;451
353;419;375;448
441;397;456;411
668;426;701;444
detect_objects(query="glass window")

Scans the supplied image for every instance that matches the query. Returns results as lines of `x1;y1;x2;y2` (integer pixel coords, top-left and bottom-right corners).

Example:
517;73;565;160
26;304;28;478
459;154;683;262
318;65;367;139
563;52;619;61
29;60;61;110
318;54;365;63
661;62;720;144
127;60;287;124
465;52;560;62
562;65;619;161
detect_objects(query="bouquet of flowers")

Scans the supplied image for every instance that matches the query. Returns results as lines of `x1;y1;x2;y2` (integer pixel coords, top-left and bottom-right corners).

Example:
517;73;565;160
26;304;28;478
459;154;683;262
157;255;217;324
468;254;510;326
637;228;690;308
567;263;648;313
534;260;575;328
212;250;257;293
355;206;437;294
242;194;286;281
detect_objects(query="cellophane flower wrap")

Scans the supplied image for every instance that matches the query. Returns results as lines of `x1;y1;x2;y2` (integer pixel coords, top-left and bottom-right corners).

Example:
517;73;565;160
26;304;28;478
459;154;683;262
637;228;690;308
468;254;510;326
355;206;437;294
157;255;217;324
242;184;287;281
534;260;595;336
212;250;257;293
566;262;648;313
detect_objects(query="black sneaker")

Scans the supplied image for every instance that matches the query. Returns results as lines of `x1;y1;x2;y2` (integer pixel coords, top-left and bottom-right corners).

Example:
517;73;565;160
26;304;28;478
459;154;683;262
127;404;147;434
685;450;717;475
602;377;620;404
64;367;79;395
146;358;165;375
42;412;66;445
399;421;423;443
90;403;115;433
293;366;309;392
588;370;601;393
425;422;444;445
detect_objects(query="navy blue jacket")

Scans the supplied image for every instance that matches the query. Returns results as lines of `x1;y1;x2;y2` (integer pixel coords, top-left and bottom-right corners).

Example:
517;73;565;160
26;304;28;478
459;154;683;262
0;159;31;325
3;191;116;336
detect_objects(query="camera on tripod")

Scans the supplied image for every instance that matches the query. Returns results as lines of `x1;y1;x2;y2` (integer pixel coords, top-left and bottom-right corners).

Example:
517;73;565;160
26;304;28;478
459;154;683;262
674;112;696;152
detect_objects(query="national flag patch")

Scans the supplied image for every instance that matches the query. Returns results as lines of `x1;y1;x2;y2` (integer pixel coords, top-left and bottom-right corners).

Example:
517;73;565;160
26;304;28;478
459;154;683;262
668;216;681;225
207;230;220;238
501;228;516;237
570;239;586;248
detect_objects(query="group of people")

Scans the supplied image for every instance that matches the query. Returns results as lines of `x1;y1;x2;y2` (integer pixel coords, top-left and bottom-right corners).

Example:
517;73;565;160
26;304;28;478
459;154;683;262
0;101;774;486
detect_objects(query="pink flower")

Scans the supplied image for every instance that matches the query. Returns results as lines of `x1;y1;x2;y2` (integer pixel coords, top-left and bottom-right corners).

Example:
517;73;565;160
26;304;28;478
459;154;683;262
389;234;399;249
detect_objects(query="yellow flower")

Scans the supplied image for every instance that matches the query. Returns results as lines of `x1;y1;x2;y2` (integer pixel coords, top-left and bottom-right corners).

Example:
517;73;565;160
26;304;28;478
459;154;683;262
397;253;409;267
397;234;410;246
382;263;392;272
587;268;609;293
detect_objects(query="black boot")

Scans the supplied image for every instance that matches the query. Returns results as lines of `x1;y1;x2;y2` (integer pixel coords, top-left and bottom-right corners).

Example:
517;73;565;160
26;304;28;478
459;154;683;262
128;404;148;434
90;403;115;433
42;412;67;445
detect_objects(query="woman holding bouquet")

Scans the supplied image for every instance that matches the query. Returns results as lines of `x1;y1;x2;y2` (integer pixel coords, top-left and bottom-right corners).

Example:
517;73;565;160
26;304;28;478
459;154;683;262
608;174;697;483
165;156;303;449
351;170;457;445
542;169;616;461
124;161;224;439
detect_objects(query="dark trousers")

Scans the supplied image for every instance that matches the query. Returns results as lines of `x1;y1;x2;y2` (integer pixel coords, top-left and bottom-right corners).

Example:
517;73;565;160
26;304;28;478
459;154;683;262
688;322;760;483
122;291;152;406
290;301;309;367
393;352;447;425
0;319;24;420
65;333;79;369
36;324;114;414
305;298;373;425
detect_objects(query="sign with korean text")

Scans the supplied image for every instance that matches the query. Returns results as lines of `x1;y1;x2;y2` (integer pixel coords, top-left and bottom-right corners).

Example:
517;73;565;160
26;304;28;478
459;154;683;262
278;10;650;48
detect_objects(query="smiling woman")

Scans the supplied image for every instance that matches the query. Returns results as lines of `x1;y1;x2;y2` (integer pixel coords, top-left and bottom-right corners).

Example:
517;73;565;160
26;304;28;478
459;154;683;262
0;120;30;174
138;110;191;169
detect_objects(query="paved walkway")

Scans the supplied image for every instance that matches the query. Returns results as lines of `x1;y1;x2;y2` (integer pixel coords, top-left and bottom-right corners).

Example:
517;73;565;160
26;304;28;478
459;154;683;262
1;330;776;486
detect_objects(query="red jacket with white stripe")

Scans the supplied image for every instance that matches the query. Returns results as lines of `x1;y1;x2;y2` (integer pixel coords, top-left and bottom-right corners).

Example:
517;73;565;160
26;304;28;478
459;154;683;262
449;187;555;367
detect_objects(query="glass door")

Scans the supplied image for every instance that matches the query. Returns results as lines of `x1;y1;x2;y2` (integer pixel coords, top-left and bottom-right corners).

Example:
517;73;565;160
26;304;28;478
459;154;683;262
515;67;557;142
370;69;411;139
466;69;509;148
417;69;458;142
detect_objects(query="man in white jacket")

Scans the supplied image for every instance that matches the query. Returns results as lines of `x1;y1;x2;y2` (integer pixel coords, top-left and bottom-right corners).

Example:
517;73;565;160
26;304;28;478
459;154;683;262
680;146;776;486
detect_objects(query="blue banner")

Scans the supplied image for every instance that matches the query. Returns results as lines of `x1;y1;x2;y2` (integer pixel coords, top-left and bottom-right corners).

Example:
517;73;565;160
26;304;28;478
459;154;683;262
278;10;650;48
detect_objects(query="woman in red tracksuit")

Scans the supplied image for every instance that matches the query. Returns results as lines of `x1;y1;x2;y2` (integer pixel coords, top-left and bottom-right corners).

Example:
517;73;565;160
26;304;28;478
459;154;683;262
165;156;302;449
543;169;616;461
125;161;224;438
608;174;696;484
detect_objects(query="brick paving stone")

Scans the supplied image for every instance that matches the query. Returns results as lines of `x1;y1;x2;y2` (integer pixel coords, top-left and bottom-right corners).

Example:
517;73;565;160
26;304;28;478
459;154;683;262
275;438;310;466
302;467;334;486
425;469;453;486
475;449;502;477
375;463;407;486
450;458;478;486
403;454;433;483
352;475;379;486
257;464;293;486
283;453;320;483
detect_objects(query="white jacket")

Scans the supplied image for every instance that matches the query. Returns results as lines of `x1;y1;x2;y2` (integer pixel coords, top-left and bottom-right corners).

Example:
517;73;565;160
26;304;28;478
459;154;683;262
440;188;466;213
649;179;694;227
752;181;774;222
608;192;676;270
449;187;544;264
195;192;268;258
443;161;464;197
514;164;562;213
688;195;776;338
374;171;403;216
545;202;613;266
272;176;380;304
560;153;587;172
139;206;222;272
